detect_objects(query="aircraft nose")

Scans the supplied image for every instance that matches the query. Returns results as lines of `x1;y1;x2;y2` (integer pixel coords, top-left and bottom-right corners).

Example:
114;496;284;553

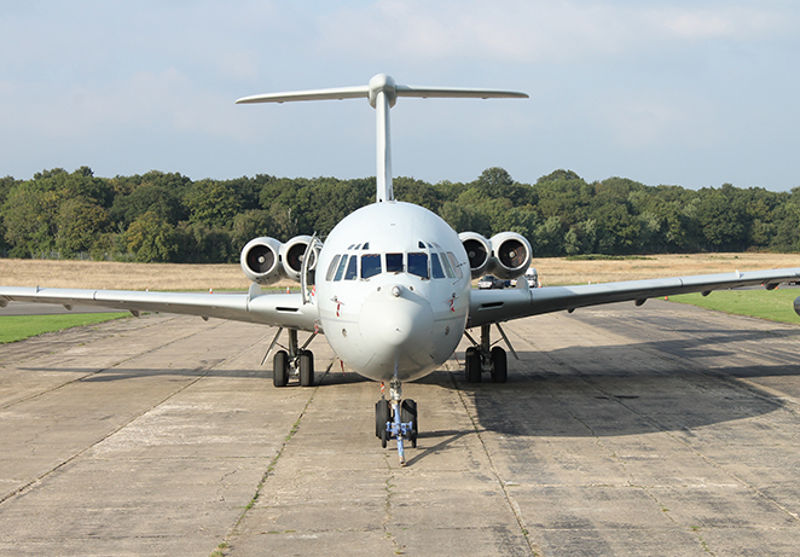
359;284;433;348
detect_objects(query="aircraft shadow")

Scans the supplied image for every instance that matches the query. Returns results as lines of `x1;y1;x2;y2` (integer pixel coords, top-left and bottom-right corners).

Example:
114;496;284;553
423;325;800;438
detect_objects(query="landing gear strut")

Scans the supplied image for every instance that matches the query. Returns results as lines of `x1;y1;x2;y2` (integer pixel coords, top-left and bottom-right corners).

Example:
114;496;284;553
464;323;514;383
375;377;417;465
267;328;317;387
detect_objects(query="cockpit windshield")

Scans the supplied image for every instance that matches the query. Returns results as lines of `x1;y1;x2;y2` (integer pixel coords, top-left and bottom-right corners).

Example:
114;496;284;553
386;253;403;273
407;253;428;279
361;254;381;279
326;243;461;282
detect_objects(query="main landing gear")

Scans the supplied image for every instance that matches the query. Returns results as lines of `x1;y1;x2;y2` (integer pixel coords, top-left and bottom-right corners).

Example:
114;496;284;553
266;328;318;387
463;323;516;383
375;377;417;465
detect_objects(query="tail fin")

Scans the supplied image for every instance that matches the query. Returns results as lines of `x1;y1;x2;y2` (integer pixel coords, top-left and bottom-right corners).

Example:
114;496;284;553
237;74;528;203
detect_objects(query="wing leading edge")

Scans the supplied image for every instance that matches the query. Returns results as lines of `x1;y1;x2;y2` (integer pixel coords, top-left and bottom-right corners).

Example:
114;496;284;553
0;286;319;332
467;268;800;328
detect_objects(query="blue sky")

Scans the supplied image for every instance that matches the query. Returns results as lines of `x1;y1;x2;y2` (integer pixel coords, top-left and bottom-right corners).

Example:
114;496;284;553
1;1;798;190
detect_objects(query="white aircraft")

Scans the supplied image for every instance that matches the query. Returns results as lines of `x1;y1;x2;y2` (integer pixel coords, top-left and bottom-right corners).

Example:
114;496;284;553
3;73;800;465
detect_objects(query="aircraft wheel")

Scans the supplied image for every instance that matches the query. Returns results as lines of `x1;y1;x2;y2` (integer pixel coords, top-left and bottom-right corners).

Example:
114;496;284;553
376;399;390;439
273;350;288;387
465;347;481;383
490;346;507;383
299;350;314;386
401;399;418;448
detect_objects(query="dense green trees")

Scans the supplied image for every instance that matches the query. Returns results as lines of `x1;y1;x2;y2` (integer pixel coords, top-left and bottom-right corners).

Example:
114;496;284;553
1;165;798;262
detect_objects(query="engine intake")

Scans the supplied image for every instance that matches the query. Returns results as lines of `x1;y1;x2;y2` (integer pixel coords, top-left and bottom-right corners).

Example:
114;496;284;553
458;232;491;279
240;237;283;285
280;235;322;282
488;232;532;279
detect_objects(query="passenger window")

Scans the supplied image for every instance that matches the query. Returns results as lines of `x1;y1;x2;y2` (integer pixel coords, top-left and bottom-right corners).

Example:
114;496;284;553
446;252;463;279
407;252;429;279
344;255;358;280
430;253;445;279
361;254;381;279
334;255;349;281
386;253;403;273
326;255;341;281
439;252;455;278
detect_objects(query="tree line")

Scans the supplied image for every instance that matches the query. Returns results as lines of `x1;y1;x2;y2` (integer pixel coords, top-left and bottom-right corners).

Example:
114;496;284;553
1;166;799;263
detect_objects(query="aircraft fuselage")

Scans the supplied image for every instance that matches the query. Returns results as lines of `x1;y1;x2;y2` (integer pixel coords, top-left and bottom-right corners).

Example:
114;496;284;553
315;201;471;382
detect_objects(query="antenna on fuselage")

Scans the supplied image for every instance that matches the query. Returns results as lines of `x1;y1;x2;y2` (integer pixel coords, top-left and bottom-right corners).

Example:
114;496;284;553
236;74;529;204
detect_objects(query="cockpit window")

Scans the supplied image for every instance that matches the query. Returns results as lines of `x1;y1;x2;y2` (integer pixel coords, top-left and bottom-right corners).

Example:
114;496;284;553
446;252;463;279
440;252;455;278
407;252;429;279
326;254;341;281
361;254;381;279
333;255;349;281
344;255;358;280
386;253;403;273
362;242;369;250
430;253;445;279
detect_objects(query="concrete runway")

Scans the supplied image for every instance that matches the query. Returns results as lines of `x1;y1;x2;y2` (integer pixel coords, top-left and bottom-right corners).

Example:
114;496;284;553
1;300;799;556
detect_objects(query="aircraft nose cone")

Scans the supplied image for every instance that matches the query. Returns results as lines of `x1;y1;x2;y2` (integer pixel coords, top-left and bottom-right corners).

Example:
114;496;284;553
360;285;433;348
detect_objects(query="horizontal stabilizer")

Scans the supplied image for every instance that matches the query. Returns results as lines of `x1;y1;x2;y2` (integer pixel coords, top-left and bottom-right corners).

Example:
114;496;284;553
237;73;529;204
236;86;369;104
396;85;528;100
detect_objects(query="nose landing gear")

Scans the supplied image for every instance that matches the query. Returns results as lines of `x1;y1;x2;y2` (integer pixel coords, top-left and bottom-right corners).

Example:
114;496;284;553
375;378;417;465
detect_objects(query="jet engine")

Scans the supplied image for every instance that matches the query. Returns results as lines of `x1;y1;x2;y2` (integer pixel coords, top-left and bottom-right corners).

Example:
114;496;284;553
458;230;533;280
240;235;323;285
280;235;322;282
488;232;532;280
458;232;491;279
240;237;283;285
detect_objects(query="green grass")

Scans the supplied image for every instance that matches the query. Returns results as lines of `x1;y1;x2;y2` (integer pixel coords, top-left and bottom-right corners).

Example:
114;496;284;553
669;289;800;324
0;313;129;343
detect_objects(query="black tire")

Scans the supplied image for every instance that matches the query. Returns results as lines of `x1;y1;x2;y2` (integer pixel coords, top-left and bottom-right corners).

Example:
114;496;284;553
273;350;288;387
299;350;314;387
401;399;418;448
465;347;481;383
376;399;390;440
490;346;507;383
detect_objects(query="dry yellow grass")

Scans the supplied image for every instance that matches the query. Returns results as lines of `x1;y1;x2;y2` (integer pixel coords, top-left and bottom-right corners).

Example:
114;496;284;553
3;253;800;290
533;253;800;285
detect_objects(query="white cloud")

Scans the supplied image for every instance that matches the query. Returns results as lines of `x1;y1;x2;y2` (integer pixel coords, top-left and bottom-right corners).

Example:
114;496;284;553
316;1;793;63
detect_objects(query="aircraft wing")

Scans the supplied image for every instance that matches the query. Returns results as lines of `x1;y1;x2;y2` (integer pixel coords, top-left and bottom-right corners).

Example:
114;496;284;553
0;286;320;332
467;268;800;328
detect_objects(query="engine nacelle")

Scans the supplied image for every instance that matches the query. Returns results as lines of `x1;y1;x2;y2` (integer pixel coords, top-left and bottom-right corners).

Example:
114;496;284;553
280;235;322;282
240;237;283;285
487;232;533;280
459;231;491;279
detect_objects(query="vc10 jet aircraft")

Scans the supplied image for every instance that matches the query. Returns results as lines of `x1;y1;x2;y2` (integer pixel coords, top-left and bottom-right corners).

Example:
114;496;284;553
3;73;800;465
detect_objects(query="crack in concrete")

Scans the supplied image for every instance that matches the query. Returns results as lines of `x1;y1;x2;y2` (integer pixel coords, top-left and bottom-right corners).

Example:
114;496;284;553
217;361;331;556
0;330;230;506
449;370;541;557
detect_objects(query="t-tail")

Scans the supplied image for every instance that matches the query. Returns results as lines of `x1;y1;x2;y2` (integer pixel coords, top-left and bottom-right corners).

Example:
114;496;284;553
235;73;529;204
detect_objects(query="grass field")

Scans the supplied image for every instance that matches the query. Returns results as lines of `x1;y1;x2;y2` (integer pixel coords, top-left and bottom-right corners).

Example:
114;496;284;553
0;312;129;343
668;289;800;324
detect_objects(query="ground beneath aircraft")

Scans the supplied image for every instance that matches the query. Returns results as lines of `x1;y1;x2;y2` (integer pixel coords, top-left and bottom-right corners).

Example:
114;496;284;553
0;301;798;555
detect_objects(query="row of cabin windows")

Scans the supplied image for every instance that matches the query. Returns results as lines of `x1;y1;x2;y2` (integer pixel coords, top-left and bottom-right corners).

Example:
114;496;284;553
325;251;463;282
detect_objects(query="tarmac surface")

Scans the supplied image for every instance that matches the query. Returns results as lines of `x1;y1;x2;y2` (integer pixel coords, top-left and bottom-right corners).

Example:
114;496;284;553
1;299;799;556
